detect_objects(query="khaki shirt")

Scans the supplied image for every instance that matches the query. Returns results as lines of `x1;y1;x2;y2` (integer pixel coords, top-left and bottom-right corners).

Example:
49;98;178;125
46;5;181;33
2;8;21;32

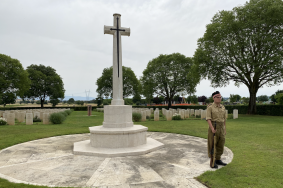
206;102;226;122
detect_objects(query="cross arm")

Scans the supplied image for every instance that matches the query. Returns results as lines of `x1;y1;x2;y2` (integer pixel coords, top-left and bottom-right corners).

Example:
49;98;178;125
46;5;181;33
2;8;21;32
120;27;130;36
104;25;115;35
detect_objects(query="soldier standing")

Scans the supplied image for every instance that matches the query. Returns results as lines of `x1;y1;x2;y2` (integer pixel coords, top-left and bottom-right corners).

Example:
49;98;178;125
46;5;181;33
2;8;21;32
206;91;227;168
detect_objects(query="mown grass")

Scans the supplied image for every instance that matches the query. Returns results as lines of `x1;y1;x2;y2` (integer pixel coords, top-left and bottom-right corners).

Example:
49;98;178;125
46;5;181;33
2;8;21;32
0;111;282;188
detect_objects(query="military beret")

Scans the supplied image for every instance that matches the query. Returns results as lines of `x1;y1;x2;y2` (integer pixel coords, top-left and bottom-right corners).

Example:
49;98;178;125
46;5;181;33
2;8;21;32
212;91;220;97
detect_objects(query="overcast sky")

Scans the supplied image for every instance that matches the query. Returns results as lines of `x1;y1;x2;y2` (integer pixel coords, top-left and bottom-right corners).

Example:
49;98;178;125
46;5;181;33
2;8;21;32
1;0;282;100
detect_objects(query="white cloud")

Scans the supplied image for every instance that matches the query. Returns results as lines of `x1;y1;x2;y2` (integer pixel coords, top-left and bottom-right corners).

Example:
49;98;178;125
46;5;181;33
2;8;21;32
0;0;281;100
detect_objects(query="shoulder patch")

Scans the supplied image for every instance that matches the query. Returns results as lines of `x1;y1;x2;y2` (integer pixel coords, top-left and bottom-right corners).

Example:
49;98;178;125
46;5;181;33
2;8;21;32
207;103;212;108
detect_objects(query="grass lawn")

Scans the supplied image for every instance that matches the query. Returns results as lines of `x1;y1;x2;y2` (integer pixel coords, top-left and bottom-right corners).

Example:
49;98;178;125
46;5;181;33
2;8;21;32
0;111;282;188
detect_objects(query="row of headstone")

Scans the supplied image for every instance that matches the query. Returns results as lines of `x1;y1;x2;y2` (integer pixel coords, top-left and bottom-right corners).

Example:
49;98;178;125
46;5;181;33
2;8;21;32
0;109;70;125
96;107;238;120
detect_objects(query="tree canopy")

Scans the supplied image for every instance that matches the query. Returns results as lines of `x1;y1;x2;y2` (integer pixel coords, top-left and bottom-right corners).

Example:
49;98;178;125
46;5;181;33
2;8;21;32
230;94;241;103
25;64;65;108
193;0;283;114
140;53;200;108
96;66;141;99
0;91;17;107
257;95;269;102
0;54;30;100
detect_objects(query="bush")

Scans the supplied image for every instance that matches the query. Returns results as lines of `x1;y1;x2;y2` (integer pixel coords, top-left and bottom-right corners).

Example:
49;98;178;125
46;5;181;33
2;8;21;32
65;110;72;115
172;114;182;120
60;111;68;117
132;112;142;122
49;112;66;124
196;115;201;118
0;118;7;125
33;115;41;122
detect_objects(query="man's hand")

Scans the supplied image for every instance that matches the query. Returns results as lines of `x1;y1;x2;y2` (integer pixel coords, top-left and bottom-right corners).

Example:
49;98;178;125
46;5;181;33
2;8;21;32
212;128;217;133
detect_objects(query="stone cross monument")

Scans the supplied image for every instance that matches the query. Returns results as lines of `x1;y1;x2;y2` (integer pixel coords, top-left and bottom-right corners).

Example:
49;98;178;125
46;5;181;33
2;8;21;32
104;13;130;105
73;13;164;157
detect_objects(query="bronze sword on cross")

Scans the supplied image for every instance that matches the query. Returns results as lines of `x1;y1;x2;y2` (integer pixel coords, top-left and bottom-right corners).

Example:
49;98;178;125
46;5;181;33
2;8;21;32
110;17;124;77
104;14;130;78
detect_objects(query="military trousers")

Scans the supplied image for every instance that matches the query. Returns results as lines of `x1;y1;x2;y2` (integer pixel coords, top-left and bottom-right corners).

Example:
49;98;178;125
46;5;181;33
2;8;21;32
207;121;225;160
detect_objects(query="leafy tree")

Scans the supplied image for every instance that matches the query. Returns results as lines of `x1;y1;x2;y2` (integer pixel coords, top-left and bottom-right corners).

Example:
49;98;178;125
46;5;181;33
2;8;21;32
230;94;241;103
132;93;141;104
50;97;60;107
96;97;103;107
25;64;65;108
68;98;75;104
257;95;269;102
96;66;141;99
198;96;207;102
187;95;198;104
75;100;84;105
193;0;283;114
0;91;17;107
0;54;30;100
275;93;283;105
270;90;283;103
242;97;250;104
208;96;214;103
141;53;200;109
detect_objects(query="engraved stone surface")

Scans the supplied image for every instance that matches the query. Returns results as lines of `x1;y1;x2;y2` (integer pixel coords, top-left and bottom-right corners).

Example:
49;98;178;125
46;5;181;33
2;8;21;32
0;132;233;188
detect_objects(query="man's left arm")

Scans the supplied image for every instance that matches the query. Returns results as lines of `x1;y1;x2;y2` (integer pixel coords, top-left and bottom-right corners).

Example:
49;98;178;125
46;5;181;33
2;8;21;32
224;120;226;135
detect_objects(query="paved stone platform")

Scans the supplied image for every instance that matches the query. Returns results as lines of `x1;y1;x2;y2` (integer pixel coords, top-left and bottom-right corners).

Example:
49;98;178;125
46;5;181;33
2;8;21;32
0;132;233;188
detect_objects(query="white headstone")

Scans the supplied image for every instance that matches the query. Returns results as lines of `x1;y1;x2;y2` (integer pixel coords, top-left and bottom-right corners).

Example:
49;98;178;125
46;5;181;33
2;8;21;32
233;109;238;119
154;110;159;121
7;113;15;125
26;113;33;125
141;111;146;122
43;113;50;124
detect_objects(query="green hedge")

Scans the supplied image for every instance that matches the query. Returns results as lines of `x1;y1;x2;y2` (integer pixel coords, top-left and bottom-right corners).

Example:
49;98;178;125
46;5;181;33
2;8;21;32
134;105;283;116
0;106;97;111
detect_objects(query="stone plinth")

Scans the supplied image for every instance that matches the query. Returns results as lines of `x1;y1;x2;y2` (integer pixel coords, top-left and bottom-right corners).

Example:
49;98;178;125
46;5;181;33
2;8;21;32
74;105;164;157
89;125;147;148
103;105;133;128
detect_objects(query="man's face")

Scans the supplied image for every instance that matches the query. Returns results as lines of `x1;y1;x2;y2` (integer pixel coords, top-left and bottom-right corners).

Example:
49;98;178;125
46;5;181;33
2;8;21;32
213;94;222;103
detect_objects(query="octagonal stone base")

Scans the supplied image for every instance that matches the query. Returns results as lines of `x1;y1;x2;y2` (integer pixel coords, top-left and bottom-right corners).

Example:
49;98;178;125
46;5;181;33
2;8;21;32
73;137;164;157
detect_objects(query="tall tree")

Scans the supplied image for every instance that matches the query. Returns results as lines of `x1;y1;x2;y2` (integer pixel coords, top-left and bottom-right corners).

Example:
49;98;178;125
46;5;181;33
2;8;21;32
0;54;30;99
0;91;17;107
96;66;141;99
230;94;241;103
140;53;200;109
193;0;283;114
257;95;269;102
26;64;65;108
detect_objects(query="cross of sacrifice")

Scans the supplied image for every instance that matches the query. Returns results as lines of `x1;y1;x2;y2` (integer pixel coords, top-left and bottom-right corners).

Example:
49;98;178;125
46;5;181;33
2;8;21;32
104;13;130;105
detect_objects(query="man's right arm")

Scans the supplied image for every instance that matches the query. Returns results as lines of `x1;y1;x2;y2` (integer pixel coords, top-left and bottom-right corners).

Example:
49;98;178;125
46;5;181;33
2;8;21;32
206;107;216;133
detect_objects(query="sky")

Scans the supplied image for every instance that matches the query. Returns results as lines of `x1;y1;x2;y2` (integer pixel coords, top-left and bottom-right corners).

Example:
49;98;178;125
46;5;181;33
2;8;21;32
1;0;282;100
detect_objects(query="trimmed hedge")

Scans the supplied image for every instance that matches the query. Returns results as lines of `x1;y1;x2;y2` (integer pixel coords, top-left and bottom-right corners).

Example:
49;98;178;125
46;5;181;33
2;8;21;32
132;112;142;122
0;106;97;111
134;105;283;116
